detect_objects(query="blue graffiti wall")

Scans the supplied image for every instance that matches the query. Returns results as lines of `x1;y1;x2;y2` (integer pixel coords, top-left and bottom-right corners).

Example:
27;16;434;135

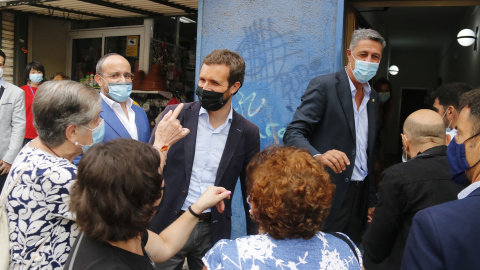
196;0;344;239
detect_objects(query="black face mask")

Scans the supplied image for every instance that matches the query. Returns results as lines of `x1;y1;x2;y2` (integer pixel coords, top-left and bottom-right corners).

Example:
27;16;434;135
196;86;230;111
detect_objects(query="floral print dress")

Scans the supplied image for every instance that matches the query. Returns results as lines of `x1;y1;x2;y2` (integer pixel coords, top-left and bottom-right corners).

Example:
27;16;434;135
203;232;362;270
6;145;79;270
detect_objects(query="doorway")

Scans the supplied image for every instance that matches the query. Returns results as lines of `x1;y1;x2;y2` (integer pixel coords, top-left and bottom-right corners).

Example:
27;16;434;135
346;1;480;167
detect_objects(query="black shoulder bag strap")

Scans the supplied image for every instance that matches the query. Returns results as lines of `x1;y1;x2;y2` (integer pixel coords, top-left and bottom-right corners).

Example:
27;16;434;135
330;232;360;263
67;233;84;270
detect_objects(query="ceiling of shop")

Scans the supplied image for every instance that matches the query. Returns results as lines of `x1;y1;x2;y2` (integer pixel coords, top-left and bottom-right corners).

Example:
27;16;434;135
358;5;475;51
0;0;198;20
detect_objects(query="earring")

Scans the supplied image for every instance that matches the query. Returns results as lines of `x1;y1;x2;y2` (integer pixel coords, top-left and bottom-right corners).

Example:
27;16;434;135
75;142;79;146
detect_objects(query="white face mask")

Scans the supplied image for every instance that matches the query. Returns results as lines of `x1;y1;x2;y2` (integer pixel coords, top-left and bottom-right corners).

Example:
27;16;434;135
0;67;4;78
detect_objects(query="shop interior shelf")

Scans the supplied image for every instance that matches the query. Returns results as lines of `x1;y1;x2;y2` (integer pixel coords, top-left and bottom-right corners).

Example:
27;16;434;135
132;90;172;99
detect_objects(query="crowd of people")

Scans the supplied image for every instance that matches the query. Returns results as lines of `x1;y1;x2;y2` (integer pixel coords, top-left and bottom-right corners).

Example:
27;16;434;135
0;28;479;270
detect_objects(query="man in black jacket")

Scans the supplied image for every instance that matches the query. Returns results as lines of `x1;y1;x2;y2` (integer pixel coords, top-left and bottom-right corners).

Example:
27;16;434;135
363;109;464;269
283;29;385;244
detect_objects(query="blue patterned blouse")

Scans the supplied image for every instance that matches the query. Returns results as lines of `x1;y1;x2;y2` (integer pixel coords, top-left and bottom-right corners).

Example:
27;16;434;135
203;232;362;270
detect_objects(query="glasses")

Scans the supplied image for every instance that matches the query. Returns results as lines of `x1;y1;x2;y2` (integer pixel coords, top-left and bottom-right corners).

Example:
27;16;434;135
99;72;134;81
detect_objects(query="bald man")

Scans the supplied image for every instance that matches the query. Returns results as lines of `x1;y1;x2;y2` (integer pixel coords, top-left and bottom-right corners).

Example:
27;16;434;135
362;109;463;270
94;53;150;143
73;53;149;165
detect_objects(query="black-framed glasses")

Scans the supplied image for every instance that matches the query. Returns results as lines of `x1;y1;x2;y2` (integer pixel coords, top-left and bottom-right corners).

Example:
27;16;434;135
99;72;134;81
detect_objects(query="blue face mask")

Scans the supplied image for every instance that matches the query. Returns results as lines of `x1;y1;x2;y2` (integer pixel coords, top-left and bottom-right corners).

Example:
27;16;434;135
29;74;43;84
350;55;379;83
103;80;132;103
446;132;480;186
378;92;390;103
76;119;105;153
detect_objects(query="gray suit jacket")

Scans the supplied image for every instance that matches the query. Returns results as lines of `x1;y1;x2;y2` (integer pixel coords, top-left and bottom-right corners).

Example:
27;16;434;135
0;80;26;164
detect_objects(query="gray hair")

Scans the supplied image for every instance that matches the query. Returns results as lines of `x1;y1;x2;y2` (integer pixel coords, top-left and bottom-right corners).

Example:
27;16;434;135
96;53;121;74
33;80;101;147
349;29;386;50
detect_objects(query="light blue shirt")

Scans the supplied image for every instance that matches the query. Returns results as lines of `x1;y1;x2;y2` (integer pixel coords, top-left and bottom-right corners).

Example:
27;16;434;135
182;106;233;213
346;69;370;181
458;181;480;199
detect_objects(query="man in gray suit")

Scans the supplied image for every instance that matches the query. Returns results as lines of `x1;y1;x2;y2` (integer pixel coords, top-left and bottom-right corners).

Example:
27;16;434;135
0;50;26;190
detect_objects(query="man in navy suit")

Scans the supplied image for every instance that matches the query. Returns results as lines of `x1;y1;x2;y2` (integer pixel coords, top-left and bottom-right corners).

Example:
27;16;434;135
402;89;480;270
284;29;385;244
94;53;149;143
149;49;260;270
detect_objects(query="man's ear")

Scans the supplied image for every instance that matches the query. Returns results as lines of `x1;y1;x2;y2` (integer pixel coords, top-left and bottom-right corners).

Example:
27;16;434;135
346;49;352;57
447;105;456;120
230;81;241;96
401;133;408;150
95;74;106;90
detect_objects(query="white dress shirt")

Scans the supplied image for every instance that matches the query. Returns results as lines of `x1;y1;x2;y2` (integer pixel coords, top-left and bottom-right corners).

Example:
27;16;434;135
100;92;138;140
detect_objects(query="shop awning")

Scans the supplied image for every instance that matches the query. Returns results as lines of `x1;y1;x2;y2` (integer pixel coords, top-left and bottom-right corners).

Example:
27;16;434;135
0;0;197;20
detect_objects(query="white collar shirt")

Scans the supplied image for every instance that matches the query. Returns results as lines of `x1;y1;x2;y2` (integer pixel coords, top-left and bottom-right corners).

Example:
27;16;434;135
100;92;138;140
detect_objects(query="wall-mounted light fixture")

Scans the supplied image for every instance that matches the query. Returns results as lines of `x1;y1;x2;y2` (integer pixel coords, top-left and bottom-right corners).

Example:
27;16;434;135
457;27;478;51
388;65;399;75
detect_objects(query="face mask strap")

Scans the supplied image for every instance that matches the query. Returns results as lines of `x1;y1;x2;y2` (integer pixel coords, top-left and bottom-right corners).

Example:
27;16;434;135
349;55;356;71
464;131;480;144
81;119;104;133
460;131;480;170
442;107;454;130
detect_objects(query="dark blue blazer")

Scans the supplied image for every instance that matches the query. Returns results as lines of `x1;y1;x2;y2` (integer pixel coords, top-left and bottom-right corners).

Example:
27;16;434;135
73;99;150;165
100;98;150;143
401;186;480;270
283;69;379;229
148;101;260;243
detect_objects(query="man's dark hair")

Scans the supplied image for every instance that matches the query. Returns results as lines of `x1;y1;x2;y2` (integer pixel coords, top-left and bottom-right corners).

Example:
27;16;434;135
434;82;472;111
459;89;480;135
70;139;164;242
0;49;6;65
373;78;391;93
203;49;245;89
24;61;46;83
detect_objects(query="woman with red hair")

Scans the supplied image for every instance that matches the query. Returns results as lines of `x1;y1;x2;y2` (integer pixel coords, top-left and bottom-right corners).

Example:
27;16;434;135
203;146;363;269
